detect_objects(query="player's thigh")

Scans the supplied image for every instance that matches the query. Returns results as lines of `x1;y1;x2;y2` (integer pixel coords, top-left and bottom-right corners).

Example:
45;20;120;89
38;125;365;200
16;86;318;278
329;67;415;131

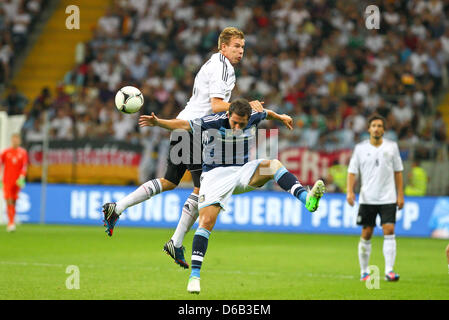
187;166;202;188
234;159;268;194
163;139;188;186
357;204;378;228
248;159;278;187
3;184;18;203
187;128;203;189
198;167;239;211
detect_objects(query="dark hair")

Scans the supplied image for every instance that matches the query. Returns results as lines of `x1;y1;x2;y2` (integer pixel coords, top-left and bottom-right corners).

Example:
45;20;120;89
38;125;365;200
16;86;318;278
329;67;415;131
229;98;252;119
367;113;386;128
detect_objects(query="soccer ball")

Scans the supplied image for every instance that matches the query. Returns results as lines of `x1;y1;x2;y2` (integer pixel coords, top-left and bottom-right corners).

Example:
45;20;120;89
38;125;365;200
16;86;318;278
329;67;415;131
115;86;144;114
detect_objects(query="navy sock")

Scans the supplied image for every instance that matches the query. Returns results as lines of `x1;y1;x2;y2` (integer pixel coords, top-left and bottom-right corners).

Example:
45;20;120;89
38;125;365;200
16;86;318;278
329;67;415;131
190;227;211;278
274;167;307;205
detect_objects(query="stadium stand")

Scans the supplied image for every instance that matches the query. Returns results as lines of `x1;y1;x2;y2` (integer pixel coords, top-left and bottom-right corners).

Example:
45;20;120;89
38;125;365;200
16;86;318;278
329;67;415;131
2;0;449;193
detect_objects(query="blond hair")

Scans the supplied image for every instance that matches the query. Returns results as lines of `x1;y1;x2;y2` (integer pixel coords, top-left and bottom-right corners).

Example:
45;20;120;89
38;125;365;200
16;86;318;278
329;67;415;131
218;27;244;51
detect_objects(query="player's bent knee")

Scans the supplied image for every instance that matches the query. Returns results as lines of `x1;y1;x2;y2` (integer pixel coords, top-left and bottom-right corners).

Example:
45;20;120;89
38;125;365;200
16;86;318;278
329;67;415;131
269;159;283;170
160;179;177;191
382;223;395;235
256;159;282;177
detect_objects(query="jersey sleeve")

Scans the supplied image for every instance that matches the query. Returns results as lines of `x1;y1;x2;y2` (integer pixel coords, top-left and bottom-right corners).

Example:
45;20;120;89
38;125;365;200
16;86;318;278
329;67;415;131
248;110;267;126
392;142;404;172
347;145;360;174
189;115;221;134
20;149;28;177
208;61;228;99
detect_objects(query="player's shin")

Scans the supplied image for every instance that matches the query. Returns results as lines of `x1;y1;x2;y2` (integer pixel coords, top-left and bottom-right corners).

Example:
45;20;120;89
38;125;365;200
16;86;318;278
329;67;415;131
273;167;307;204
115;179;162;214
172;193;199;248
190;227;211;279
6;203;15;225
358;238;371;275
383;234;396;274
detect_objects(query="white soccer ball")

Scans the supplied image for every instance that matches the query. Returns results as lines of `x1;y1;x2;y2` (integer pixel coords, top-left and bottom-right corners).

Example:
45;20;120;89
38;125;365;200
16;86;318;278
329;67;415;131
115;86;144;114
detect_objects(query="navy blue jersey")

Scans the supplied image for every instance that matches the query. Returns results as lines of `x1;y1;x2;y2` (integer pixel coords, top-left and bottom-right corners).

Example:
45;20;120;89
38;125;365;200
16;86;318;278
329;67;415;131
189;110;267;172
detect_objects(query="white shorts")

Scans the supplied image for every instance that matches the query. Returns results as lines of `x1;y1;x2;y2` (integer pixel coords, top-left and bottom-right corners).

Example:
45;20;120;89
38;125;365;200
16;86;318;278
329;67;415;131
198;159;265;211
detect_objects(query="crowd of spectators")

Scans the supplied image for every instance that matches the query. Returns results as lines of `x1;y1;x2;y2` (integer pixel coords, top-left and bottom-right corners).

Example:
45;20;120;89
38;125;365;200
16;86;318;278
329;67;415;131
5;0;449;163
0;0;46;93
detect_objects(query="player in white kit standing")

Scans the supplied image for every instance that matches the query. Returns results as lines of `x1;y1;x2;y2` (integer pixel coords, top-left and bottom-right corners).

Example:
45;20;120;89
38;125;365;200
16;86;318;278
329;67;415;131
347;114;404;282
102;27;264;269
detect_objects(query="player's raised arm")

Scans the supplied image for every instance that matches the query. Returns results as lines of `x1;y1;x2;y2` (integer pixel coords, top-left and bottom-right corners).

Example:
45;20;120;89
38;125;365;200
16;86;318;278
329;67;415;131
211;97;264;113
265;109;293;130
139;113;192;131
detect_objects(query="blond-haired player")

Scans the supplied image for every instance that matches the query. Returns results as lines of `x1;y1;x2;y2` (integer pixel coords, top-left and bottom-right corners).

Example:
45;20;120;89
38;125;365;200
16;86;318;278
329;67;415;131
103;27;264;269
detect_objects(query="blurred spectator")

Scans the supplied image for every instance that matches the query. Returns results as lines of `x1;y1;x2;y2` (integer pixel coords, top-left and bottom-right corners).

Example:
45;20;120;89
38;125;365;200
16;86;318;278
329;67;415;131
405;159;428;196
327;160;348;193
2;85;28;115
13;0;449;187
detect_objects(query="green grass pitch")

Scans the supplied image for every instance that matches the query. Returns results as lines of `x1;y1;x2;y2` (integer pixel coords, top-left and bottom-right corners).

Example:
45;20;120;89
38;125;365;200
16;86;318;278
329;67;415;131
0;224;448;300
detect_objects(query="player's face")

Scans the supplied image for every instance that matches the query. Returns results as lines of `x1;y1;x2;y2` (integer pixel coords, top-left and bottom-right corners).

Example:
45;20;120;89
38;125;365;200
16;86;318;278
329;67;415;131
11;135;21;148
221;37;245;65
229;113;249;132
368;119;384;140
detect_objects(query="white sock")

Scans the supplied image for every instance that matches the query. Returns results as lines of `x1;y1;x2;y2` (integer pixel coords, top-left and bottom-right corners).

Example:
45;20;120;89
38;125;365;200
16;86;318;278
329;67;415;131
358;238;371;275
383;234;396;274
171;193;199;248
115;179;162;214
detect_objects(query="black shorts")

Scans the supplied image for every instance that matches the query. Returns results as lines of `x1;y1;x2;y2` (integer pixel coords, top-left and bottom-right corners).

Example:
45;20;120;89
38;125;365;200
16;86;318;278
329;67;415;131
356;204;397;227
163;131;202;188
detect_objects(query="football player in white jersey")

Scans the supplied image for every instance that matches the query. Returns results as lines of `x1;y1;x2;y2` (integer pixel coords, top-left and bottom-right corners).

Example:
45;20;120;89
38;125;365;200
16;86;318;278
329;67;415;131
102;27;264;269
347;114;404;282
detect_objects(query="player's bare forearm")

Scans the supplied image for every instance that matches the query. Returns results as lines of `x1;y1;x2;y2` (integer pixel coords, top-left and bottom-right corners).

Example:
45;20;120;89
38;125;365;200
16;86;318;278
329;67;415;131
211;98;264;113
346;173;356;206
139;114;191;131
395;171;404;209
265;109;293;130
158;119;191;131
211;97;230;113
347;173;356;194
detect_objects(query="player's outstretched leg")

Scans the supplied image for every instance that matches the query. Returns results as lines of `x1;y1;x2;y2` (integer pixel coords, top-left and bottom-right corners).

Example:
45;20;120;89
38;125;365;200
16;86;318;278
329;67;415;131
102;179;163;236
249;159;325;212
164;192;199;269
305;180;326;212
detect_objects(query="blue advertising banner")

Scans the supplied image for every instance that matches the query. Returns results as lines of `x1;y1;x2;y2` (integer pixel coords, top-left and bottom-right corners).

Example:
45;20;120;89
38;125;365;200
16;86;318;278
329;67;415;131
13;183;449;237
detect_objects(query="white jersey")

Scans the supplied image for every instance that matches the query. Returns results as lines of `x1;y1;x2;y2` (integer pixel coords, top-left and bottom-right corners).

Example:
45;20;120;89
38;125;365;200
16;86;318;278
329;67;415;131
348;139;403;204
176;52;235;120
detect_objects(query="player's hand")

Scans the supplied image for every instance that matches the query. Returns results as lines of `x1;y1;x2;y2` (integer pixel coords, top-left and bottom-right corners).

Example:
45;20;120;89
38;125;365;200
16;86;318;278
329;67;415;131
280;114;293;130
397;194;404;210
249;100;264;112
139;113;159;127
347;192;355;206
16;176;25;189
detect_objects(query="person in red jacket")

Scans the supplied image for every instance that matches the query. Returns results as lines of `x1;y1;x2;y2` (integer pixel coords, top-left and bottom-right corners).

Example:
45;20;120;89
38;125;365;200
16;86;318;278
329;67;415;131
1;133;28;232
